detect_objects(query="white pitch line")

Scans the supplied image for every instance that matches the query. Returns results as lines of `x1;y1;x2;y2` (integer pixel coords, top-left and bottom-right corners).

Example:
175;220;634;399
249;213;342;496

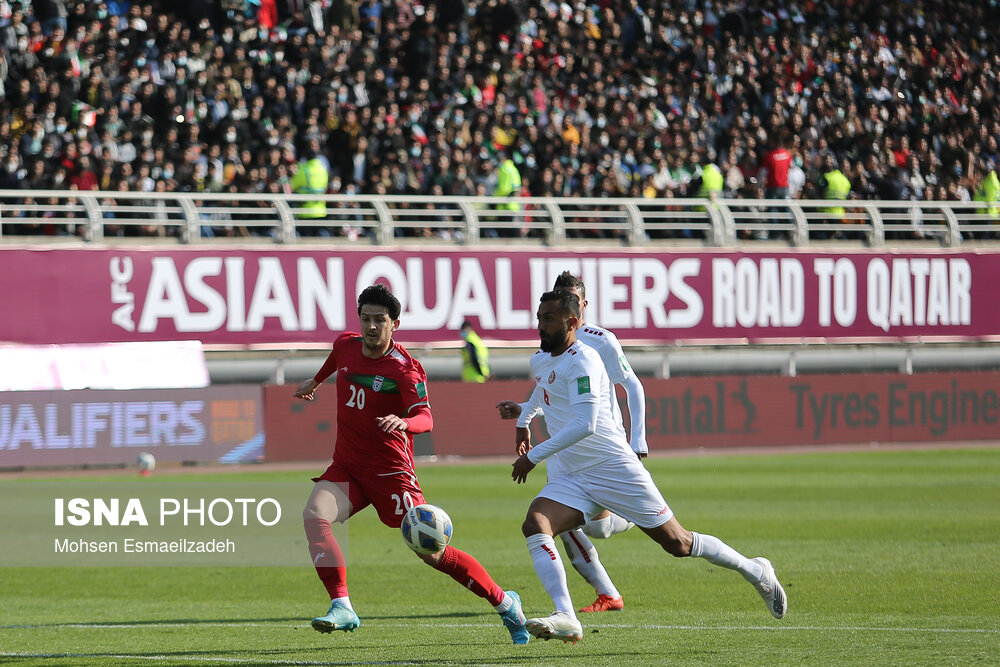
1;621;997;634
0;655;423;666
0;622;279;630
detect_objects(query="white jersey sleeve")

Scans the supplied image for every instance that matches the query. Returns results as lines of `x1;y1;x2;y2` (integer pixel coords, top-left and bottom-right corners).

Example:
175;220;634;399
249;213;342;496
516;384;545;428
578;323;647;455
578;323;631;385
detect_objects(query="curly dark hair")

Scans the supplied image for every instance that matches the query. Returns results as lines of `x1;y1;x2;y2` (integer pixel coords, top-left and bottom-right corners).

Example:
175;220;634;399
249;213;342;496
358;284;401;319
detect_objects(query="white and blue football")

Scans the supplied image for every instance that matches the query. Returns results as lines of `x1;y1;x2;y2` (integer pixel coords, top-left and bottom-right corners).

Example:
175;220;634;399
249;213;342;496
401;504;453;555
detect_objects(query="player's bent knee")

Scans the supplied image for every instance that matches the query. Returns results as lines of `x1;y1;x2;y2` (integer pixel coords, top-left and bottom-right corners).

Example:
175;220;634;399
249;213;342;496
644;525;692;557
302;503;322;521
521;513;548;537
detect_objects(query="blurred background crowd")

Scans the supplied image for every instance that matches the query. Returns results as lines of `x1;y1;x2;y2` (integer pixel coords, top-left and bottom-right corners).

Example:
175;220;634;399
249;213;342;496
0;0;998;239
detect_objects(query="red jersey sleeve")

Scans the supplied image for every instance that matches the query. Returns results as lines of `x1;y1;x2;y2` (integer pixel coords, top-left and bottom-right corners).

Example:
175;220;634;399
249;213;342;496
399;358;431;418
313;332;360;383
404;404;433;434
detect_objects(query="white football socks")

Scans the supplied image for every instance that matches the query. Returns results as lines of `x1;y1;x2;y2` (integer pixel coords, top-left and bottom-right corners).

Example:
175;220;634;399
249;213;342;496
690;531;764;582
526;533;577;617
492;593;513;614
559;529;621;598
331;596;354;612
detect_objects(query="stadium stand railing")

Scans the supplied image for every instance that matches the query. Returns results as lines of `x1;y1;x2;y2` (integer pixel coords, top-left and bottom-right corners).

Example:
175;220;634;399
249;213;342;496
1;190;994;246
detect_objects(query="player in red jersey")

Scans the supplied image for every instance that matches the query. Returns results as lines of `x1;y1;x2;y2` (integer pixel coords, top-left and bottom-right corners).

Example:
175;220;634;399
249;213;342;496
293;284;529;644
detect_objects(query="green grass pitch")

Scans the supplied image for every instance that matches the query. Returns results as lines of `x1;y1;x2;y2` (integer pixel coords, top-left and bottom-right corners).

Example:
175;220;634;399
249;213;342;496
2;447;998;666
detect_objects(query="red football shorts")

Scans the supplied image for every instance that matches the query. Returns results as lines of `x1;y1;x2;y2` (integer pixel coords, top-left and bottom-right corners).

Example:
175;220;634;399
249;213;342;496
313;461;426;528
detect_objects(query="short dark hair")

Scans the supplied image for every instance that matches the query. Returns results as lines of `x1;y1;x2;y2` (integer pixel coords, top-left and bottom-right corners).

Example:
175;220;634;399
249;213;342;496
540;289;581;318
553;271;585;300
358;284;401;319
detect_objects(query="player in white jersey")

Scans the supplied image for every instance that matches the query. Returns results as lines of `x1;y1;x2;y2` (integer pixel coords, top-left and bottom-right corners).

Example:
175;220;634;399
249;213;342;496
498;271;643;613
507;290;786;643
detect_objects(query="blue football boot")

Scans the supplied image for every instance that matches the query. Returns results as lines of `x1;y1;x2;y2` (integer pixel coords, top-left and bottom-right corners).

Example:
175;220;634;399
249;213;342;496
499;590;530;644
311;600;361;634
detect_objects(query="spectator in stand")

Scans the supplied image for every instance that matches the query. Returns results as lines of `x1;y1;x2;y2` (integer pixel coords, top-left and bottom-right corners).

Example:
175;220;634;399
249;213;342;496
0;0;998;242
974;158;999;222
761;133;791;202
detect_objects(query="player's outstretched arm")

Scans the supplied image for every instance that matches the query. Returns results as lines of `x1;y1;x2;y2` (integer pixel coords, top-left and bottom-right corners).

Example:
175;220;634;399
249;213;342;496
376;404;433;434
496;400;523;420
295;346;340;401
294;378;321;401
621;373;649;457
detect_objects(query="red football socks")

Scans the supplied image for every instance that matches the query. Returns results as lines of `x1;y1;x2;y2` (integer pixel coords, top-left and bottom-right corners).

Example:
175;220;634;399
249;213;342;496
434;545;505;606
304;517;348;599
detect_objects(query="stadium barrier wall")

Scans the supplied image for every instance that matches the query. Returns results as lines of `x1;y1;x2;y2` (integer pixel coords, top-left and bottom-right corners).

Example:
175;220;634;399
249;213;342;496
262;371;1000;462
0;385;264;468
4;372;997;469
0;190;986;246
2;246;998;346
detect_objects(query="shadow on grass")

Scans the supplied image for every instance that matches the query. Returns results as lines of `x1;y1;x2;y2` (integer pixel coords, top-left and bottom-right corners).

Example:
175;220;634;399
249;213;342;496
1;610;486;630
0;617;302;629
1;645;619;666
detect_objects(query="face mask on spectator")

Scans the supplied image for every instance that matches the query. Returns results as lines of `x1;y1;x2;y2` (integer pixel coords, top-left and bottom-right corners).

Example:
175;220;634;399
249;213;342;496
136;56;146;67
226;130;237;143
163;168;174;179
56;123;67;133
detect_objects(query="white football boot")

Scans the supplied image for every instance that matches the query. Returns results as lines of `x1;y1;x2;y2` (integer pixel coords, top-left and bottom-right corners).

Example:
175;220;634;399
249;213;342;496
751;557;787;619
525;611;583;644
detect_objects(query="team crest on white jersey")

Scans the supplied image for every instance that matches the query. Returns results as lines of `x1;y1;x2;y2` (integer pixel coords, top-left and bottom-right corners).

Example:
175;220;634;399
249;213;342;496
548;371;556;384
373;375;384;391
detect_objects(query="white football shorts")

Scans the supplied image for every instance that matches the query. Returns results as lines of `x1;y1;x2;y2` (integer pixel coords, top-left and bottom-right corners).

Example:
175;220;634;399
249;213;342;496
538;456;673;529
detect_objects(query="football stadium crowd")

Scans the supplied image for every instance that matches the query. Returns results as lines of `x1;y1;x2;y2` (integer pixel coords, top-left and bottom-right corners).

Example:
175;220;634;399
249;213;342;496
0;0;998;238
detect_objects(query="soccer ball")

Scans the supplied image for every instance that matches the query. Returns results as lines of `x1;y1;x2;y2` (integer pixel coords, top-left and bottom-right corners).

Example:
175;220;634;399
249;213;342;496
401;504;453;555
137;452;156;474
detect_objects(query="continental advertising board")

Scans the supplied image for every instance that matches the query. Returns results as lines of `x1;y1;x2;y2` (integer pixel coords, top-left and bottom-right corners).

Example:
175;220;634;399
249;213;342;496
262;372;1000;461
1;248;997;346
